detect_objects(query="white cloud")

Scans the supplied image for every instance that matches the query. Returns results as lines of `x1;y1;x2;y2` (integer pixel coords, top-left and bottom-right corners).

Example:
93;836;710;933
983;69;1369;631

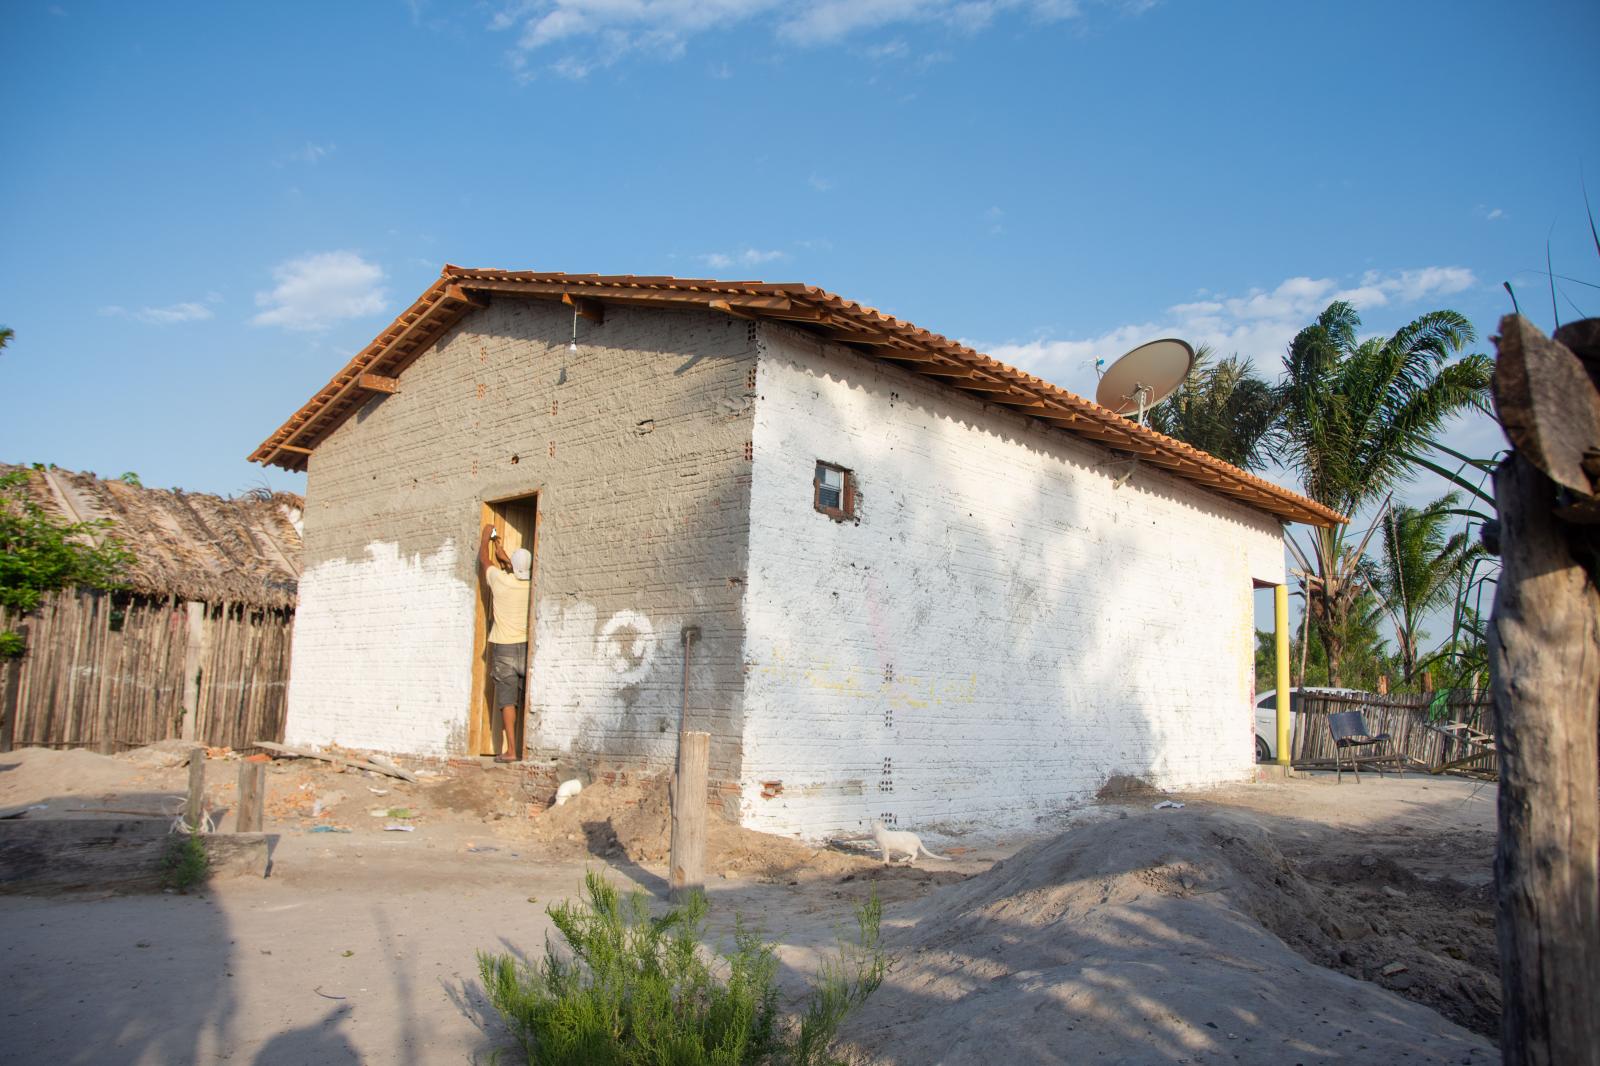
98;299;217;325
1474;204;1505;222
808;173;835;192
250;251;388;332
490;0;1134;78
276;141;336;167
977;266;1479;392
293;141;335;164
699;248;789;271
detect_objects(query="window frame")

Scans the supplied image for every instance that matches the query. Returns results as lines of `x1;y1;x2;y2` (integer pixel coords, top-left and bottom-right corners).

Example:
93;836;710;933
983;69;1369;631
812;460;856;521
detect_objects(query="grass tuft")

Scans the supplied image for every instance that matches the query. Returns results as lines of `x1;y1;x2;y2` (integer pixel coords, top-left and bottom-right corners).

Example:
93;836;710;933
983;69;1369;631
161;832;211;893
479;870;883;1066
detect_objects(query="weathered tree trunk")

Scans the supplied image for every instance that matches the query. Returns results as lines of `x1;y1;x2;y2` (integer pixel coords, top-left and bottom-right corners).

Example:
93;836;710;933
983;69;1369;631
1489;452;1600;1066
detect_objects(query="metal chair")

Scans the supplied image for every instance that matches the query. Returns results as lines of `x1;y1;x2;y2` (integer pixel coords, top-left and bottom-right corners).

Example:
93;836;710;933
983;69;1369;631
1327;710;1399;783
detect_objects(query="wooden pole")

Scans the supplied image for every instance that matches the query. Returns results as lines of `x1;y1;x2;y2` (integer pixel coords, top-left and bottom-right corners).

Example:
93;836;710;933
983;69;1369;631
235;762;266;833
1488;316;1600;1065
1489;454;1600;1065
184;748;206;830
669;730;709;903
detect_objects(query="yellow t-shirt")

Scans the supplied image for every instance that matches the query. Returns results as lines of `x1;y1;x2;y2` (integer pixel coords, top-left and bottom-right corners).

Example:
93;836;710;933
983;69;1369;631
485;567;530;645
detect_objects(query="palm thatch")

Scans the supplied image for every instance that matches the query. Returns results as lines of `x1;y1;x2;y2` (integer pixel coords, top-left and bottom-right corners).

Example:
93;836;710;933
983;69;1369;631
2;464;302;609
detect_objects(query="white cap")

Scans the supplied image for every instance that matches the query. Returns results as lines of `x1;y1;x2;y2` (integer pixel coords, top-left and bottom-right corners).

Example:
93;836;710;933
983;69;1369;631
511;548;532;580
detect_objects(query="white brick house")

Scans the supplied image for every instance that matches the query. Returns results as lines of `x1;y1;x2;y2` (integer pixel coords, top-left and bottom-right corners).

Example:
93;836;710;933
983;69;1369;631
252;269;1341;841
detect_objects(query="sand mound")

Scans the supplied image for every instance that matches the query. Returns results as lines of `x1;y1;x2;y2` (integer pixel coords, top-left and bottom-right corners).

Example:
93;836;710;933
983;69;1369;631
840;807;1492;1065
0;747;161;807
525;776;886;881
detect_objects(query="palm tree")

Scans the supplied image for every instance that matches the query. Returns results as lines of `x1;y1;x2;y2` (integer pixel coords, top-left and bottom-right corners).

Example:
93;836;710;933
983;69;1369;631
1373;493;1480;682
1144;345;1282;471
1280;301;1492;686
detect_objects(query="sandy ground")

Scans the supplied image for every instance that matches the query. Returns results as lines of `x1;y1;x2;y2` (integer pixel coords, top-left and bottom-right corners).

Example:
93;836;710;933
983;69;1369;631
0;748;1498;1064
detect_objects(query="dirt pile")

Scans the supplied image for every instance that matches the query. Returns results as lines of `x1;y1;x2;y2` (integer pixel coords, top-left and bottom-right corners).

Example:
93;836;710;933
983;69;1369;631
839;807;1493;1065
0;747;171;809
1295;852;1499;1035
525;776;887;881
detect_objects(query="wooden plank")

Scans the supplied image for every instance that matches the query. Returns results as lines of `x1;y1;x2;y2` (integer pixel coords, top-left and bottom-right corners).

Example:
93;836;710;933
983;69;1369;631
185;748;206;829
253;740;419;783
469;503;494;756
1488;451;1600;1063
669;730;709;903
357;373;399;394
235;762;266;833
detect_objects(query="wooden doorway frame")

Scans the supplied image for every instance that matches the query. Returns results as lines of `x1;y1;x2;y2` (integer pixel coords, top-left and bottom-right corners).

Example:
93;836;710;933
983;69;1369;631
469;492;540;757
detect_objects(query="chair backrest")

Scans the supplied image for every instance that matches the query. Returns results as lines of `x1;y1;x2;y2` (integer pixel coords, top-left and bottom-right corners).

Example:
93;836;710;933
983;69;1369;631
1328;710;1368;742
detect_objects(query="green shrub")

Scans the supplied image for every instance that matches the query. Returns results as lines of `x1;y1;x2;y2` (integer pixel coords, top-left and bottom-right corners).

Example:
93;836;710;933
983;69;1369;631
162;832;211;893
479;871;884;1066
0;468;134;613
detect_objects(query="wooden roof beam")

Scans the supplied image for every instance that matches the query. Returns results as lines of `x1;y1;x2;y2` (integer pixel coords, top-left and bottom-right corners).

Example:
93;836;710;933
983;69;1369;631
443;284;489;307
453;279;792;311
562;293;605;324
266;288;466;461
813;328;903;346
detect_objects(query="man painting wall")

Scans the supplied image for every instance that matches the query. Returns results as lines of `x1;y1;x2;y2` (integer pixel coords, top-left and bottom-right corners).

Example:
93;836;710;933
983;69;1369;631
478;524;531;762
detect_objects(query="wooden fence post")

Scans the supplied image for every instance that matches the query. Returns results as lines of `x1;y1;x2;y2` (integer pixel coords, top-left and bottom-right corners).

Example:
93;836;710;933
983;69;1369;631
1;621;25;753
1488;315;1600;1065
670;731;709;902
236;762;266;833
184;748;206;830
181;601;209;742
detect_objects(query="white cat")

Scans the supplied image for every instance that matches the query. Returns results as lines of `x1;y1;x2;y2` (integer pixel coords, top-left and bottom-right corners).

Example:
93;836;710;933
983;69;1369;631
554;779;583;807
872;820;952;865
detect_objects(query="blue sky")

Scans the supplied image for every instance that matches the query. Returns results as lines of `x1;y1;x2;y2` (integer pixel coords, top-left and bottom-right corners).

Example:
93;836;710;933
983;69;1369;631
3;0;1596;517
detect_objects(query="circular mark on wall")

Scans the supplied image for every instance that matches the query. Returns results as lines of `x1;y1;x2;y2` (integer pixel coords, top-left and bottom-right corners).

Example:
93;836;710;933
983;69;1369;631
598;610;656;685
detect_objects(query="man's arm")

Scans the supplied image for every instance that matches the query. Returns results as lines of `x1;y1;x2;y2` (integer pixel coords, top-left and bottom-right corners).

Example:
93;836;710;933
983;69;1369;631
479;525;499;576
480;525;511;575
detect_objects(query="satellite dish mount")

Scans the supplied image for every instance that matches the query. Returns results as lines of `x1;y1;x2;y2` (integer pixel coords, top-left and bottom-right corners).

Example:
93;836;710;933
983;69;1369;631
1093;338;1195;427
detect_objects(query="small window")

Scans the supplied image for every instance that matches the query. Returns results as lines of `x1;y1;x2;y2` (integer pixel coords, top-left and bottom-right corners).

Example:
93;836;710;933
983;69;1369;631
813;461;856;521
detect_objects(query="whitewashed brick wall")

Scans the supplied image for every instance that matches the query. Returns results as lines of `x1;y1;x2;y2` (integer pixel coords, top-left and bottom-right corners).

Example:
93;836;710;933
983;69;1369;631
287;541;472;755
738;324;1286;842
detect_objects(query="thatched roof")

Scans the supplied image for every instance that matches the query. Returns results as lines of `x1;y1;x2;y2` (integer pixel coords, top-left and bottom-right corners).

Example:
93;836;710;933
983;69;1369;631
2;464;303;609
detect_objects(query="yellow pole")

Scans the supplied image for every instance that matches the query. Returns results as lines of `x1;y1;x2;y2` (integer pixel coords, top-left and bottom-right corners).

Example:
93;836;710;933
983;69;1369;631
1274;583;1291;766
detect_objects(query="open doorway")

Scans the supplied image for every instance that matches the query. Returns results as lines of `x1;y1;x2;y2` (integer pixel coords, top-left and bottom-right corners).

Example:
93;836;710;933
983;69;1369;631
470;493;539;757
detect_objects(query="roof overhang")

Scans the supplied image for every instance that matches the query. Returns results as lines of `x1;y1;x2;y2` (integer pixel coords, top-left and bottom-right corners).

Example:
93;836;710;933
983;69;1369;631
249;267;1346;528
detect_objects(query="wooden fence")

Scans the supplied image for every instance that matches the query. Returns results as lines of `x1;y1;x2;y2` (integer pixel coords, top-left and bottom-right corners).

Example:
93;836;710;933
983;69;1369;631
0;590;293;754
1288;689;1497;776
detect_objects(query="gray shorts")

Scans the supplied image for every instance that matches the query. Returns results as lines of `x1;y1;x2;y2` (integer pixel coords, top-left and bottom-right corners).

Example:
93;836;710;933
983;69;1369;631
490;642;526;709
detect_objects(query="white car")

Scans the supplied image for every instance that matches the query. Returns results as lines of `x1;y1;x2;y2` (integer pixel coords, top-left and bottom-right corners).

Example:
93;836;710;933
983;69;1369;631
1254;687;1365;762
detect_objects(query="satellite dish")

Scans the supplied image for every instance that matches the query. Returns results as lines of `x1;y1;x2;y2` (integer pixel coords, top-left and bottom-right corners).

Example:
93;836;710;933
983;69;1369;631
1094;338;1195;424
